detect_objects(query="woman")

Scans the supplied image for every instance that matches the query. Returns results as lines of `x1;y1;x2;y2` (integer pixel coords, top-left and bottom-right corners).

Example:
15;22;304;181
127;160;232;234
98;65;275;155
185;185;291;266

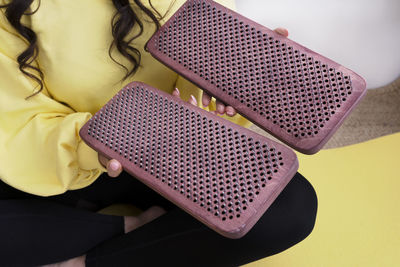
0;0;318;266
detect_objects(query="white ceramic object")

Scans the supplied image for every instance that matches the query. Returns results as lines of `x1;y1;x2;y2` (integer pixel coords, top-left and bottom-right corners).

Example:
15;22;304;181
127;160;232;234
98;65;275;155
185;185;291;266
235;0;400;89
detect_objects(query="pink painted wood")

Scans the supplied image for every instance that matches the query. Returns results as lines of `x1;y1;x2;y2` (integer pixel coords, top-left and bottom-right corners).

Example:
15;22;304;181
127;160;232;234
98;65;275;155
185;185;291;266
79;82;298;238
146;0;367;154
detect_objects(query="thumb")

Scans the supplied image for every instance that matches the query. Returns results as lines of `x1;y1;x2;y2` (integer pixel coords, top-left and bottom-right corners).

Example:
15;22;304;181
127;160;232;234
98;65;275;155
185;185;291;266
98;154;122;177
106;159;123;177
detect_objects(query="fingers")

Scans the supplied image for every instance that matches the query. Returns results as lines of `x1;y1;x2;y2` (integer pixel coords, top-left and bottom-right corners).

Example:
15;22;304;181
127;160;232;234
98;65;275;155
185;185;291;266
225;106;237;117
274;27;289;37
216;100;237;117
98;154;123;177
172;87;180;98
172;87;197;106
188;95;198;106
216;99;225;115
202;91;212;107
173;88;236;117
106;159;123;177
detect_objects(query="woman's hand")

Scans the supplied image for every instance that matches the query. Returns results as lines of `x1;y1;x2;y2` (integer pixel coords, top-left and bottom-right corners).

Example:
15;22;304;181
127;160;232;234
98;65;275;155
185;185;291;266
201;27;289;117
98;154;123;177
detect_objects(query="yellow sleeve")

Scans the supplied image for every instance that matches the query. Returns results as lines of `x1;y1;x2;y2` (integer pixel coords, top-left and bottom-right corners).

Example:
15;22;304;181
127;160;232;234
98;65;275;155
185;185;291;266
0;18;106;196
174;0;252;128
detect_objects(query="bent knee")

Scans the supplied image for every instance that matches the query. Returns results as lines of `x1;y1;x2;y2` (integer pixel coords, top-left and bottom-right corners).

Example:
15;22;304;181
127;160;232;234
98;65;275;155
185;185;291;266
288;173;318;242
261;172;318;244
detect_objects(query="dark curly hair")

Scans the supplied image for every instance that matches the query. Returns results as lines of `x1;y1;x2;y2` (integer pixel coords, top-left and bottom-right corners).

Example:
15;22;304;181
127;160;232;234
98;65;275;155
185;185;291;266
0;0;167;99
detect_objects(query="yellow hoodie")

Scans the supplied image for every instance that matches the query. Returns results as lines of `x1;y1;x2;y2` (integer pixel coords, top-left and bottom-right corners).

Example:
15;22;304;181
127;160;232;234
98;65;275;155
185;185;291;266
0;0;250;196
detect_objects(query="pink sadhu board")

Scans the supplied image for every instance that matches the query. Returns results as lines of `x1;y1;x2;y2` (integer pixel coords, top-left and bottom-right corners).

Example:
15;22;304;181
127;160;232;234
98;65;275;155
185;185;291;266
80;82;298;238
146;0;367;154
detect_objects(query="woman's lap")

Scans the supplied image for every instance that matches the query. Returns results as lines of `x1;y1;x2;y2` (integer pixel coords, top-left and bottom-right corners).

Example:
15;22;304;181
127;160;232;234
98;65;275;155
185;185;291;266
85;172;318;267
0;172;317;266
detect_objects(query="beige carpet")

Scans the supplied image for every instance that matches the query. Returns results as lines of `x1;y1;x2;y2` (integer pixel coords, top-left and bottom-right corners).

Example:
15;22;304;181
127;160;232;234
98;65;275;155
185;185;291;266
249;77;400;149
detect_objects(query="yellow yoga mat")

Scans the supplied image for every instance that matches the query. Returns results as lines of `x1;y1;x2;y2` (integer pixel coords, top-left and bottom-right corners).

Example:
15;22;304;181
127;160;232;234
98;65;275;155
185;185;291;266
247;133;400;267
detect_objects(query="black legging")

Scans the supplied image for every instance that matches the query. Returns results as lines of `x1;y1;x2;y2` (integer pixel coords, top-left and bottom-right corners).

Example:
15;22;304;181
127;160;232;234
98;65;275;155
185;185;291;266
0;171;317;267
